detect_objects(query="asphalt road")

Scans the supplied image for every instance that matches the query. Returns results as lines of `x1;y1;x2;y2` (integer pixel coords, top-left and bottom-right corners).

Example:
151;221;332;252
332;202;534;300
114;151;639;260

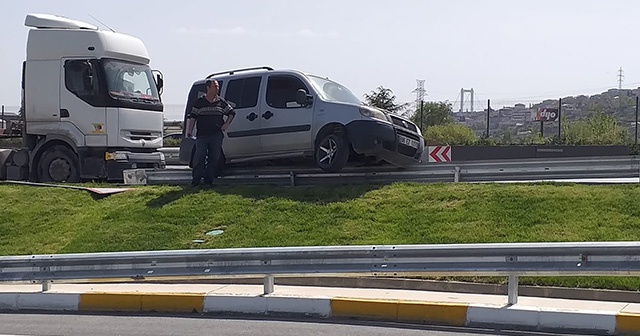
0;313;572;336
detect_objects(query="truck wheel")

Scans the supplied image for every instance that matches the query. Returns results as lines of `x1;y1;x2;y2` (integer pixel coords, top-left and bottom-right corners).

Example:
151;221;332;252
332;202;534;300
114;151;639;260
315;133;349;173
38;145;80;183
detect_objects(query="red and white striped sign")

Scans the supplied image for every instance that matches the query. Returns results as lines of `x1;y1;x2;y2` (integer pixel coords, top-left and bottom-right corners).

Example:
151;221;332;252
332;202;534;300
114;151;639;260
428;146;451;163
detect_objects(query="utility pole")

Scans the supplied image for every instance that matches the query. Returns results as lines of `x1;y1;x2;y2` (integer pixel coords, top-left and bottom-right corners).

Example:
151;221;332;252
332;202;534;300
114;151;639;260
412;80;426;131
634;96;640;145
558;98;562;142
486;99;490;138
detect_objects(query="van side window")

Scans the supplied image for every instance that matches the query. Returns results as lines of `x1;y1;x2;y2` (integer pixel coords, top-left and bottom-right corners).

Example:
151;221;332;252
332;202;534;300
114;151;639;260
185;81;224;116
64;60;101;105
225;77;261;109
266;76;308;109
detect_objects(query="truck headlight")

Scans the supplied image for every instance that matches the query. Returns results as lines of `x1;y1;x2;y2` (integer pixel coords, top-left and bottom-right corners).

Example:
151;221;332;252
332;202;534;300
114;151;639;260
105;152;128;161
359;106;388;121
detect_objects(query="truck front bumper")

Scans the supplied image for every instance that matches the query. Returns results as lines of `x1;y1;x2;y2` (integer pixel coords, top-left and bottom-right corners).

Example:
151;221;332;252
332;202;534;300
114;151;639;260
105;150;165;181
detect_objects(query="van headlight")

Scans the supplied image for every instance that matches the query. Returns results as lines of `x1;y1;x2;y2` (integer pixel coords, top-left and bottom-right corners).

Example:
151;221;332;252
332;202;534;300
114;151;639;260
359;106;388;121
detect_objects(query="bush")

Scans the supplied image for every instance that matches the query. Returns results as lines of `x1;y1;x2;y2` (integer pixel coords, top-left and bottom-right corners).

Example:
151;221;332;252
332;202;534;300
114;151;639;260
423;123;477;145
563;112;630;145
163;138;181;147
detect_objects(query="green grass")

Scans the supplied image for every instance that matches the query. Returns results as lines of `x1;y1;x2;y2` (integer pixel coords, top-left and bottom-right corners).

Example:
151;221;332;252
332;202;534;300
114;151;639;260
2;182;640;290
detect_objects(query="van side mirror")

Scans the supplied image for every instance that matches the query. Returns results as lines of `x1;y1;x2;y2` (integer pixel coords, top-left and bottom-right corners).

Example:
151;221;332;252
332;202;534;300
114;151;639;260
296;89;313;107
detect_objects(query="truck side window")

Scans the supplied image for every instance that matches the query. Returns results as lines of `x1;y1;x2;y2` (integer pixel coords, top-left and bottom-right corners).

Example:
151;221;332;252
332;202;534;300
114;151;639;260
64;60;99;101
225;77;261;109
266;76;308;109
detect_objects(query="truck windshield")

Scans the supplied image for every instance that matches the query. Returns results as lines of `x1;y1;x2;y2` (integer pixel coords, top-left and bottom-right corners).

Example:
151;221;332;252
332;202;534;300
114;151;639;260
103;59;160;103
307;75;362;105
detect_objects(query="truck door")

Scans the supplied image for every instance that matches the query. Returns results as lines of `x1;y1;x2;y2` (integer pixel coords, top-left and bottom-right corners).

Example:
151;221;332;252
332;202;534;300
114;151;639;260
60;59;107;147
259;74;314;153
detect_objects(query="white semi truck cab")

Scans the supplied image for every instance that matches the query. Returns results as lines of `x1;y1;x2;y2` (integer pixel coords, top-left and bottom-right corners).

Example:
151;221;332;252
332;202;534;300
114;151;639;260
4;13;165;182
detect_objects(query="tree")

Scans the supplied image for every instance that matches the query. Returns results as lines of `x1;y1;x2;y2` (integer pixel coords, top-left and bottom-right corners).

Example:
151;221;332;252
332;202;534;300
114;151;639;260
363;86;408;114
410;101;453;129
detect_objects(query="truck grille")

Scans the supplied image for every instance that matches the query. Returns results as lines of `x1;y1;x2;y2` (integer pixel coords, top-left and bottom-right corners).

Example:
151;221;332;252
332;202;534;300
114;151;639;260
128;131;159;141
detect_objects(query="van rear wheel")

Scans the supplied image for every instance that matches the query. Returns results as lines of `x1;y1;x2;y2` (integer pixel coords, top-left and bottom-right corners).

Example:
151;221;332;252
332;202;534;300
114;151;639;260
315;133;349;173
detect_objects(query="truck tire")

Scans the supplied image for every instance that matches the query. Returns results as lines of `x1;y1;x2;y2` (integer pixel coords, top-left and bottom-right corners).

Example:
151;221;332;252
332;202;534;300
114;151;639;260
37;145;80;183
314;133;349;173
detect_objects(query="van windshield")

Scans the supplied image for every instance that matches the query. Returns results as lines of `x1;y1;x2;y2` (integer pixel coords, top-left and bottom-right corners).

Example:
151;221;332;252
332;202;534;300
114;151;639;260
307;75;362;105
103;59;160;103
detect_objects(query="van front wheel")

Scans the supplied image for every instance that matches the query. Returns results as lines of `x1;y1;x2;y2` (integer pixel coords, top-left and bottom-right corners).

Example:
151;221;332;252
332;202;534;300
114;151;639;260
315;133;349;173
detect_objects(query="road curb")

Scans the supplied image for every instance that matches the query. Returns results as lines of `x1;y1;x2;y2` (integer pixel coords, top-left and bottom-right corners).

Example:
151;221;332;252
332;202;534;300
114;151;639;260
151;277;640;304
1;290;639;335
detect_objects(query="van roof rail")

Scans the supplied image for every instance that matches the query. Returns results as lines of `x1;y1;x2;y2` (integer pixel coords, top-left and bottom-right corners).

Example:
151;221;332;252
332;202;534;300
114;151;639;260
206;66;273;78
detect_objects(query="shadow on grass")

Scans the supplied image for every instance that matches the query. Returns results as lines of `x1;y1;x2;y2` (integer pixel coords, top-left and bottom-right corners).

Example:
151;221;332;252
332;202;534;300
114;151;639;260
211;183;383;204
146;185;202;208
145;183;384;208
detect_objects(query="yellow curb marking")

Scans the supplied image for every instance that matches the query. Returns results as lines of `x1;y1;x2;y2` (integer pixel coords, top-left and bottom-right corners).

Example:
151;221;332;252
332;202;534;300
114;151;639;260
79;292;205;313
617;313;640;334
331;298;468;326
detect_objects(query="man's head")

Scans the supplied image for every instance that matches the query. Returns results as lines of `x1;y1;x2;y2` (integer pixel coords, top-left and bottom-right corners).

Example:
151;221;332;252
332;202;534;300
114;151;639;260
206;79;219;96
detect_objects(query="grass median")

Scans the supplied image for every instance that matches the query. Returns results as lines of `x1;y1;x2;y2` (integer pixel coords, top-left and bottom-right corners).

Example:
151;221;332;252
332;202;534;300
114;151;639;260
1;182;640;290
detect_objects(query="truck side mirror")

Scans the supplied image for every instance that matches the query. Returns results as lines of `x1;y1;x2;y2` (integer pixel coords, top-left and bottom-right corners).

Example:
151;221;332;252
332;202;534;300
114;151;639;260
296;89;313;107
153;70;164;95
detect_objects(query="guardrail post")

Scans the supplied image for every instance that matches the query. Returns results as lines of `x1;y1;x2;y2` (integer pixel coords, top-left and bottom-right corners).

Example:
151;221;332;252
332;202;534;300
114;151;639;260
289;171;296;187
454;166;460;183
263;275;274;295
41;280;51;292
508;274;518;305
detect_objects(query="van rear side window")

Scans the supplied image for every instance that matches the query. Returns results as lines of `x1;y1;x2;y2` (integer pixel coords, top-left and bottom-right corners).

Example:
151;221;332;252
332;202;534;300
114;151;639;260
225;77;261;109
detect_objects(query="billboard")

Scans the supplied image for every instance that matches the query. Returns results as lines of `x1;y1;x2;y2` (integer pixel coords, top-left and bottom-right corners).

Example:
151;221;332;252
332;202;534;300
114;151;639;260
534;108;559;122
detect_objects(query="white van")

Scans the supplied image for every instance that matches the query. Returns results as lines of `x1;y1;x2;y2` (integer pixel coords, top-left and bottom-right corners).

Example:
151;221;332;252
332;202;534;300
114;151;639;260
179;67;424;172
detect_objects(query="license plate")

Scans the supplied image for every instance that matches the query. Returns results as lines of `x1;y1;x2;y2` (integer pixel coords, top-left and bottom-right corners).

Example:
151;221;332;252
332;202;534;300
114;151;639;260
398;135;419;149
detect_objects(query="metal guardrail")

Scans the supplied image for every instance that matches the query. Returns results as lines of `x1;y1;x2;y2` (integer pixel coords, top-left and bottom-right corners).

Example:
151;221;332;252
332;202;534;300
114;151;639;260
2;242;640;304
140;155;640;186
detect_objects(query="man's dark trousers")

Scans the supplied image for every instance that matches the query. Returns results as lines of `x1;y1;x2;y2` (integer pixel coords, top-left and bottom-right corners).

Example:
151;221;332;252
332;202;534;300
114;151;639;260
192;132;224;185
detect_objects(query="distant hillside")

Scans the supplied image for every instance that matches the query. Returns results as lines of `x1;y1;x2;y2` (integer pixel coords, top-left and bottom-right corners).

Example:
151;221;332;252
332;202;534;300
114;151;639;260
455;88;640;138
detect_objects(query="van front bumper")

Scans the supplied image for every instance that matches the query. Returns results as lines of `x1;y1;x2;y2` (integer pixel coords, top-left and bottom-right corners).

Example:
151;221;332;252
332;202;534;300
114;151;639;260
346;120;424;167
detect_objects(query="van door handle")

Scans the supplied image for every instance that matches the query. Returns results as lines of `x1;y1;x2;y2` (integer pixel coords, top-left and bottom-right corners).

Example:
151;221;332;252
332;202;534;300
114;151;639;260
246;112;258;121
262;111;273;120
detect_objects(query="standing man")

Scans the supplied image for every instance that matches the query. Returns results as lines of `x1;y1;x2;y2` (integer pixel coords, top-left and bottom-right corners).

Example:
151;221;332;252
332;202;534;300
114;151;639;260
186;79;235;186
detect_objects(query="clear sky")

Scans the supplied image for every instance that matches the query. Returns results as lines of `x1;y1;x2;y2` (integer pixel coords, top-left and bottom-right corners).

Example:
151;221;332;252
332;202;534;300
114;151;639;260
1;0;639;118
